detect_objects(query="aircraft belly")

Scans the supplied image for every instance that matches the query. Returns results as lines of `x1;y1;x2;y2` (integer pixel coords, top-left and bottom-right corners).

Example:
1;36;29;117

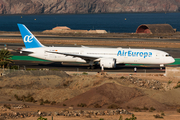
123;57;161;64
137;57;165;64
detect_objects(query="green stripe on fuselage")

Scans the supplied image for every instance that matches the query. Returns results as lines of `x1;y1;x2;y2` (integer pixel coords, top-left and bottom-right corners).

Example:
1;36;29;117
11;56;50;62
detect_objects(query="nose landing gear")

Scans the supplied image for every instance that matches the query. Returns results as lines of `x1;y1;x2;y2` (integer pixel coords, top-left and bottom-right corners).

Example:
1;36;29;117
160;64;164;70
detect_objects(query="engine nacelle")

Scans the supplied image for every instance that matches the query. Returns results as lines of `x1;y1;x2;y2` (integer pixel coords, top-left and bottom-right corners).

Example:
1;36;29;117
100;58;116;68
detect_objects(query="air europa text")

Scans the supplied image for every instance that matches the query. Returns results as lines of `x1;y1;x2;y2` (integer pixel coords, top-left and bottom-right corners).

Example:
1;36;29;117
117;50;152;58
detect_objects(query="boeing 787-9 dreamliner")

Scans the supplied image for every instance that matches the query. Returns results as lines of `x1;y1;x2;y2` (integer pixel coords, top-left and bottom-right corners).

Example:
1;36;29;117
17;24;175;70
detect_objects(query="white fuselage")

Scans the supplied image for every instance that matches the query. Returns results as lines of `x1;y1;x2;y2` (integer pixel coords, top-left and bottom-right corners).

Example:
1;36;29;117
23;46;175;65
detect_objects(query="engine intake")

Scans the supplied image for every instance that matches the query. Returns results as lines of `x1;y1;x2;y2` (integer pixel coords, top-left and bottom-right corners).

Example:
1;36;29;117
100;58;116;68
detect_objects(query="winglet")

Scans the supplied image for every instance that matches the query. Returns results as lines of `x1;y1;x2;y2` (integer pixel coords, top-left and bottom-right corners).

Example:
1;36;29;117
17;24;44;49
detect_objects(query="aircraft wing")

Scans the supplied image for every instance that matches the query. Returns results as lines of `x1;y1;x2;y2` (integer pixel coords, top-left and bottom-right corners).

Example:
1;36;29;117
46;51;100;61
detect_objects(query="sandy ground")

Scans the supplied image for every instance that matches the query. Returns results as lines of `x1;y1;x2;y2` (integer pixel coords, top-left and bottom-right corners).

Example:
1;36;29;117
0;71;180;120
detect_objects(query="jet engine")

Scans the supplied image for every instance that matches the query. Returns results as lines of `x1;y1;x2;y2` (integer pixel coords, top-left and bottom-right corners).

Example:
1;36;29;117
100;58;116;68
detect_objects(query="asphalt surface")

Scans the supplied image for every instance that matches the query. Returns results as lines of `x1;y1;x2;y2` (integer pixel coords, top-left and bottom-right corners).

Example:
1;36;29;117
12;60;166;73
1;34;180;42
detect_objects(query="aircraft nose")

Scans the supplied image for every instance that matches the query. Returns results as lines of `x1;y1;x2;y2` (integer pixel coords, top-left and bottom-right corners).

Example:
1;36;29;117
171;57;175;63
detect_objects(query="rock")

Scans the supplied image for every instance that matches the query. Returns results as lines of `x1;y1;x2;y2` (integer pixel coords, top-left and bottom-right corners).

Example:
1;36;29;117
1;109;131;119
103;110;108;115
69;107;73;110
140;83;144;87
47;112;52;116
42;112;47;116
12;112;18;116
20;115;24;118
38;111;41;115
54;112;59;116
95;111;101;115
27;113;31;117
109;110;114;115
79;113;83;117
0;0;180;14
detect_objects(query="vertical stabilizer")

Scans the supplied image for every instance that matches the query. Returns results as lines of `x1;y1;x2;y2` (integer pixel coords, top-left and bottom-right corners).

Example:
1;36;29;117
17;24;44;48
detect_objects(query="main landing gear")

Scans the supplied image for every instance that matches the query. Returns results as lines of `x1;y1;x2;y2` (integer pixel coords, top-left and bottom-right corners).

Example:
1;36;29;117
87;64;99;69
87;61;99;69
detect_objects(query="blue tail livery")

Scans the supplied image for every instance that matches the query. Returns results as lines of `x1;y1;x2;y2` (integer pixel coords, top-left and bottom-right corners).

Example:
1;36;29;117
17;24;44;48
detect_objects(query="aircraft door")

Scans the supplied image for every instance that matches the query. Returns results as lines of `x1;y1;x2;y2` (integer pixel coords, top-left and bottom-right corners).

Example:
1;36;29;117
155;53;164;63
44;50;48;59
80;50;84;55
156;53;160;59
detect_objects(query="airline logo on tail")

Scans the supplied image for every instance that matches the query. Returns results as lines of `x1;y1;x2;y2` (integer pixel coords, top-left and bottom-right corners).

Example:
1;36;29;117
17;24;44;49
24;35;34;43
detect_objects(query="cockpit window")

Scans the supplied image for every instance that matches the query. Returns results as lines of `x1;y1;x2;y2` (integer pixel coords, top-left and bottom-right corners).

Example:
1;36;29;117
166;54;171;57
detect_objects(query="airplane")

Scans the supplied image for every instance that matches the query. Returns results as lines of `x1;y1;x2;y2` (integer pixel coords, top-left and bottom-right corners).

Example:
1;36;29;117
17;24;175;70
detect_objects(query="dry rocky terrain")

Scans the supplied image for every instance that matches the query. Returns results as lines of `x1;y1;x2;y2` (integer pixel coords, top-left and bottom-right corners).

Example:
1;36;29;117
0;70;180;120
0;0;180;14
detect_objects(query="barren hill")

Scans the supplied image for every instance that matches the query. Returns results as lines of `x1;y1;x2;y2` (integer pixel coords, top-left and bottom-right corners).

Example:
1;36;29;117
0;70;180;112
0;0;180;14
62;83;167;110
62;83;144;107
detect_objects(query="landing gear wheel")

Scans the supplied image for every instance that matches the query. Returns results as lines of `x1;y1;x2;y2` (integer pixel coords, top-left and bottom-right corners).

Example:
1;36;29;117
87;65;95;69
